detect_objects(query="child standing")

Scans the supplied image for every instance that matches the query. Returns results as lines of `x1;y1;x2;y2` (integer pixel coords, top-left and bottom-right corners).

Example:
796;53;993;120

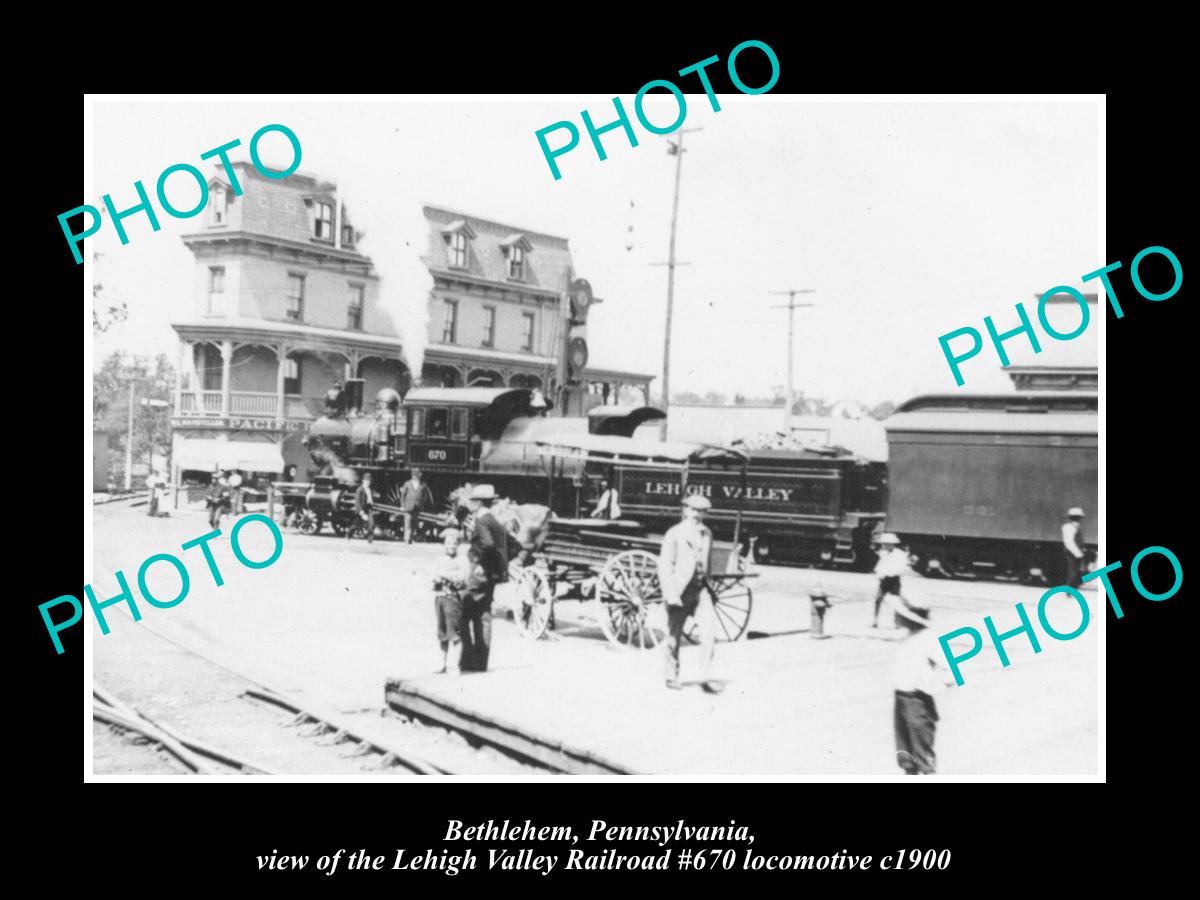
432;529;470;675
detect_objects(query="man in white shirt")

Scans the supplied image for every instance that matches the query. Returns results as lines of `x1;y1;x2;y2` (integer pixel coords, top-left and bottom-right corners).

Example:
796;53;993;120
228;470;244;515
886;584;956;775
590;477;622;519
1062;507;1086;587
872;532;909;628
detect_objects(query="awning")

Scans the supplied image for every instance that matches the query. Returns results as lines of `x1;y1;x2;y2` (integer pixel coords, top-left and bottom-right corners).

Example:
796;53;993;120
173;436;285;473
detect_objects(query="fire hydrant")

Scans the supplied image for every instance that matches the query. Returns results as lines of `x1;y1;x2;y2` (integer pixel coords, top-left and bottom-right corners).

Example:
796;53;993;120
809;586;831;639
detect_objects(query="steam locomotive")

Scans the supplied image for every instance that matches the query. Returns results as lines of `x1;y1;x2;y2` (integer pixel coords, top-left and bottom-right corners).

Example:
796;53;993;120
286;378;888;568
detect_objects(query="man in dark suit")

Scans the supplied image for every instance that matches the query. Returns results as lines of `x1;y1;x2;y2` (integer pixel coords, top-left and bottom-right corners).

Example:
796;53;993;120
462;484;508;672
353;473;375;543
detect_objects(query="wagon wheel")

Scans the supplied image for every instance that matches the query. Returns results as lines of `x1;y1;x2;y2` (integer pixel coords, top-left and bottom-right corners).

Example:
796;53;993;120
512;567;554;640
330;515;350;536
347;517;370;540
686;579;754;644
595;550;667;650
297;509;322;535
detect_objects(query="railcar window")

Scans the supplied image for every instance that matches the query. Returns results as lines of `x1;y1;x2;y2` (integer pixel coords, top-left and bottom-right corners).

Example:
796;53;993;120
410;408;425;436
428;408;450;438
451;408;468;438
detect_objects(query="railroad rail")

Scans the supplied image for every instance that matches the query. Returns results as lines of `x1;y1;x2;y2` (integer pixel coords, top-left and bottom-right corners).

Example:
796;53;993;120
93;685;276;775
107;622;452;775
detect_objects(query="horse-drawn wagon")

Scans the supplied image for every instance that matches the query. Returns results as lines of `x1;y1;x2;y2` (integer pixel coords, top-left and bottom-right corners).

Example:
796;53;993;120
509;433;757;650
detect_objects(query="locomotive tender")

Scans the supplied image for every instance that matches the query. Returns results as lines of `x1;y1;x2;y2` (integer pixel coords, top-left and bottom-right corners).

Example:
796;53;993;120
292;378;887;568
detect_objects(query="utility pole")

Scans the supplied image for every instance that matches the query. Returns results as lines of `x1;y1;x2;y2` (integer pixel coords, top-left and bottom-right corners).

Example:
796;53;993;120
653;127;702;439
124;378;136;490
769;289;816;432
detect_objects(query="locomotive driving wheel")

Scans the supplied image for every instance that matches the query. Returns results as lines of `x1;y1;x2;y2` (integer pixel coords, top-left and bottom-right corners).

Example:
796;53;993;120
685;579;754;644
512;566;554;640
595;550;667;650
297;510;322;535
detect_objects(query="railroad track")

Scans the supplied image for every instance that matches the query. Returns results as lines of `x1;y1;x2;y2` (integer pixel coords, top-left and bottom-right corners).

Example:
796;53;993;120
95;622;454;776
94;685;275;775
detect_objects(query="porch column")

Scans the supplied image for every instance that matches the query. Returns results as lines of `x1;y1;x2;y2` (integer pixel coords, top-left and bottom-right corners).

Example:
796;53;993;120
219;339;233;417
175;340;186;414
275;343;288;419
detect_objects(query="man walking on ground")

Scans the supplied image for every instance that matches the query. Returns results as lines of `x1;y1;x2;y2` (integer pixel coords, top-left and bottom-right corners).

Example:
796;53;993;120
658;494;721;694
887;585;956;775
462;484;508;672
1062;507;1086;588
872;532;909;628
399;468;435;544
353;473;376;543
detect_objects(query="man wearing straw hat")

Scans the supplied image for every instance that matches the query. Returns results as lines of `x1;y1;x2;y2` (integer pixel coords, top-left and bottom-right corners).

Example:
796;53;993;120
886;585;956;775
658;493;721;694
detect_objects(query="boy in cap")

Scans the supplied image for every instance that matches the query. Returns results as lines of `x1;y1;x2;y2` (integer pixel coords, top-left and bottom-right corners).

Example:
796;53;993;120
658;493;720;693
872;532;909;628
886;585;956;775
432;528;470;675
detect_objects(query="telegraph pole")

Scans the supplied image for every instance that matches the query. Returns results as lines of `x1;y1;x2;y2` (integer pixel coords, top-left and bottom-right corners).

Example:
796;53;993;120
653;127;702;439
124;378;136;490
769;289;816;432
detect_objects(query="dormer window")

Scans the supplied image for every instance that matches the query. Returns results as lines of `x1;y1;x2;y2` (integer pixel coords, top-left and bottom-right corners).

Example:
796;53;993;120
449;231;467;267
508;245;525;279
500;234;533;281
210;184;228;227
314;202;333;240
439;220;476;268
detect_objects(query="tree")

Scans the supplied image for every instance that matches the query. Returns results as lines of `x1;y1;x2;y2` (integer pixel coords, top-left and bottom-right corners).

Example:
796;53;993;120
671;390;703;404
93;351;176;484
92;252;128;335
869;401;897;420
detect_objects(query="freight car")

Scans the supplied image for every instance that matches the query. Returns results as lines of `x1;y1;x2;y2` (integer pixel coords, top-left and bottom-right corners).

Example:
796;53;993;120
883;392;1098;583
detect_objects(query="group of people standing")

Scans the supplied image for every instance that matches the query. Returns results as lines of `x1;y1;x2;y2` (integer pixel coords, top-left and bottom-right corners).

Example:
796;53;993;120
431;483;509;675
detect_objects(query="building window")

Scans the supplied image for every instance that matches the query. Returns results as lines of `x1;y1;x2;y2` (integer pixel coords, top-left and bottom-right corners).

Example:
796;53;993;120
207;266;225;315
211;186;227;226
508;245;525;279
521;312;535;352
283;358;301;394
314;202;333;240
448;231;468;267
347;284;364;330
481;306;496;348
341;222;355;247
442;299;458;343
286;274;305;321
